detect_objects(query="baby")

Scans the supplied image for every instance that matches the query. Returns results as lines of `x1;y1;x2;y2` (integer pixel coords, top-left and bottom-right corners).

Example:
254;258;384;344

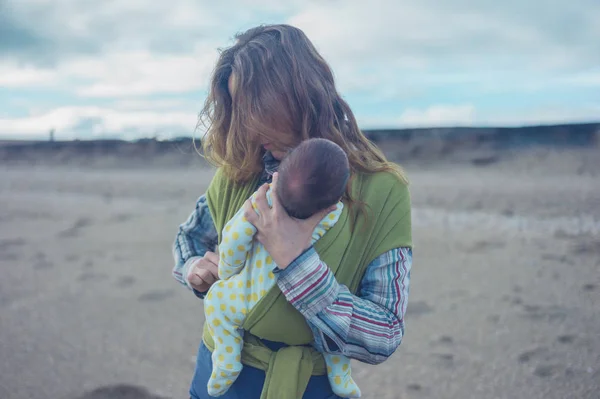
204;138;361;398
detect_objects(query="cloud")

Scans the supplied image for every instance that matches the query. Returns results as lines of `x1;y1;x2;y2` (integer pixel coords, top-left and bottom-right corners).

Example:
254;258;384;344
112;99;195;111
0;0;599;140
0;63;56;87
0;105;198;140
356;104;477;129
0;2;50;56
483;104;600;127
0;0;217;63
4;101;596;140
4;0;599;72
72;49;218;97
0;0;307;64
0;48;219;98
287;0;600;70
561;70;600;87
286;0;600;100
398;104;476;127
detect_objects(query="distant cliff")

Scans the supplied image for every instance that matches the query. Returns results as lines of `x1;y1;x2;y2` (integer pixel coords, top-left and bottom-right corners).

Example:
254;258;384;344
1;122;598;167
364;122;600;148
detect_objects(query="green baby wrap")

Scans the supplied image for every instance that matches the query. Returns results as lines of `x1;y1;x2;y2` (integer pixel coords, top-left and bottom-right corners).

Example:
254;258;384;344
203;167;412;399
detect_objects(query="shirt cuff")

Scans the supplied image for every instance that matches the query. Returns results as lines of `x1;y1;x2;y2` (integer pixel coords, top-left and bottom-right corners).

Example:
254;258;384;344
275;246;340;319
272;245;312;275
184;257;207;299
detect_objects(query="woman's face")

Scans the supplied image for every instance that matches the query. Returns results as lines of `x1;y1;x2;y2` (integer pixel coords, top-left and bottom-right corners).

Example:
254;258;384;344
261;144;287;161
228;73;294;161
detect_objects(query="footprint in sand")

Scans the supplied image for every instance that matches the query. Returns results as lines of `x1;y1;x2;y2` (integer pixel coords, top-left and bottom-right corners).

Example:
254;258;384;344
406;383;423;392
582;283;596;291
554;229;577;240
33;260;54;269
77;271;109;282
570;239;600;256
541;253;573;265
406;301;434;317
516;346;565;378
512;285;523;293
30;251;53;269
116;276;136;288
471;155;500;167
65;254;80;262
503;294;523;305
72;383;168;399
552;271;561;280
444;289;469;299
107;213;134;223
501;208;515;217
432;353;455;368
438;336;454;345
138;290;175;302
464;240;507;253
0;238;26;250
520;304;568;322
533;364;562;378
102;192;113;204
518;347;547;364
0;252;19;261
112;254;129;262
511;297;524;305
557;334;576;344
58;217;92;238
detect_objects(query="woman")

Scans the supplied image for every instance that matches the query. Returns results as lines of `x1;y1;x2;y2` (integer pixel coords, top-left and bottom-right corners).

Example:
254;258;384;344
172;24;413;399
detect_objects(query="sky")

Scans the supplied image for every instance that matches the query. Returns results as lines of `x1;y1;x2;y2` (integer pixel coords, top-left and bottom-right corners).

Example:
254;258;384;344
1;0;599;140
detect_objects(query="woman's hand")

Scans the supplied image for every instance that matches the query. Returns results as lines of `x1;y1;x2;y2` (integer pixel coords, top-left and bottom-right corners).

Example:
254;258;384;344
187;251;219;292
243;172;336;269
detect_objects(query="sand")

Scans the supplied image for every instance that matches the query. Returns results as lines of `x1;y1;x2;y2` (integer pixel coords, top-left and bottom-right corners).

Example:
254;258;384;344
0;146;599;399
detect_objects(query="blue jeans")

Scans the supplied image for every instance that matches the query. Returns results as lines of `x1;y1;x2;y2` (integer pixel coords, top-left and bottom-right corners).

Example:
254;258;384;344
189;340;342;399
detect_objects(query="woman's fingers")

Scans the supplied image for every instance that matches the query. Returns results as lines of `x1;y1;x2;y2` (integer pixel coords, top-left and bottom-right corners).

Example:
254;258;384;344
187;254;219;291
270;172;285;215
204;251;219;266
243;199;258;225
254;183;271;217
193;266;217;285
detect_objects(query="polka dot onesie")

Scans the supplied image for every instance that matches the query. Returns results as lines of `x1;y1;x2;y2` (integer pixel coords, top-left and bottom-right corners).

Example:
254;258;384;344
203;187;361;398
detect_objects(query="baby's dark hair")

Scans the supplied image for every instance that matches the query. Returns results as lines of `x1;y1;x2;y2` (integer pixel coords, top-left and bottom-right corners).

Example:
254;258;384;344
276;138;350;219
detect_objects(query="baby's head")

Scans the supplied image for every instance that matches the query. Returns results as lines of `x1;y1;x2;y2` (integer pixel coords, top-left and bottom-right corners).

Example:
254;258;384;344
275;138;350;219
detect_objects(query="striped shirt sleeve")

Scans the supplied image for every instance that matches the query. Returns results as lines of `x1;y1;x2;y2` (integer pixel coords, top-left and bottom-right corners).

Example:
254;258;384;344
172;194;219;298
275;246;412;365
171;164;273;299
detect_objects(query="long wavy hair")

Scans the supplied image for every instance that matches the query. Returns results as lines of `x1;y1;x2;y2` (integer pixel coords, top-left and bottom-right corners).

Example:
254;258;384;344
198;24;407;224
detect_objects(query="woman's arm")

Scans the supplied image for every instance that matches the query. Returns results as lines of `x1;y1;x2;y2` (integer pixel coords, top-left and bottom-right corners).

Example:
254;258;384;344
242;173;412;363
275;246;411;365
172;194;219;298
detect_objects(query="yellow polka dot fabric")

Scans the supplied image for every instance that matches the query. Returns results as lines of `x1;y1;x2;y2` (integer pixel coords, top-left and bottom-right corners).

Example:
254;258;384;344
204;188;358;397
323;353;361;398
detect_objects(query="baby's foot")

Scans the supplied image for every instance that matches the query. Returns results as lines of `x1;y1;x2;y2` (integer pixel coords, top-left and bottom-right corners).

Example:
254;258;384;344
206;360;242;396
325;355;361;398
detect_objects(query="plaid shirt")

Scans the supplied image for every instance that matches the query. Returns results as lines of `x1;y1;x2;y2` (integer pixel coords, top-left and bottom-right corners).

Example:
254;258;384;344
172;153;412;364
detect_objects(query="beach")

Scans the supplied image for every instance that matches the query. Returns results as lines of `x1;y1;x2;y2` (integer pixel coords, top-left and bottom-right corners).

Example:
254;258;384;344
0;143;599;399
